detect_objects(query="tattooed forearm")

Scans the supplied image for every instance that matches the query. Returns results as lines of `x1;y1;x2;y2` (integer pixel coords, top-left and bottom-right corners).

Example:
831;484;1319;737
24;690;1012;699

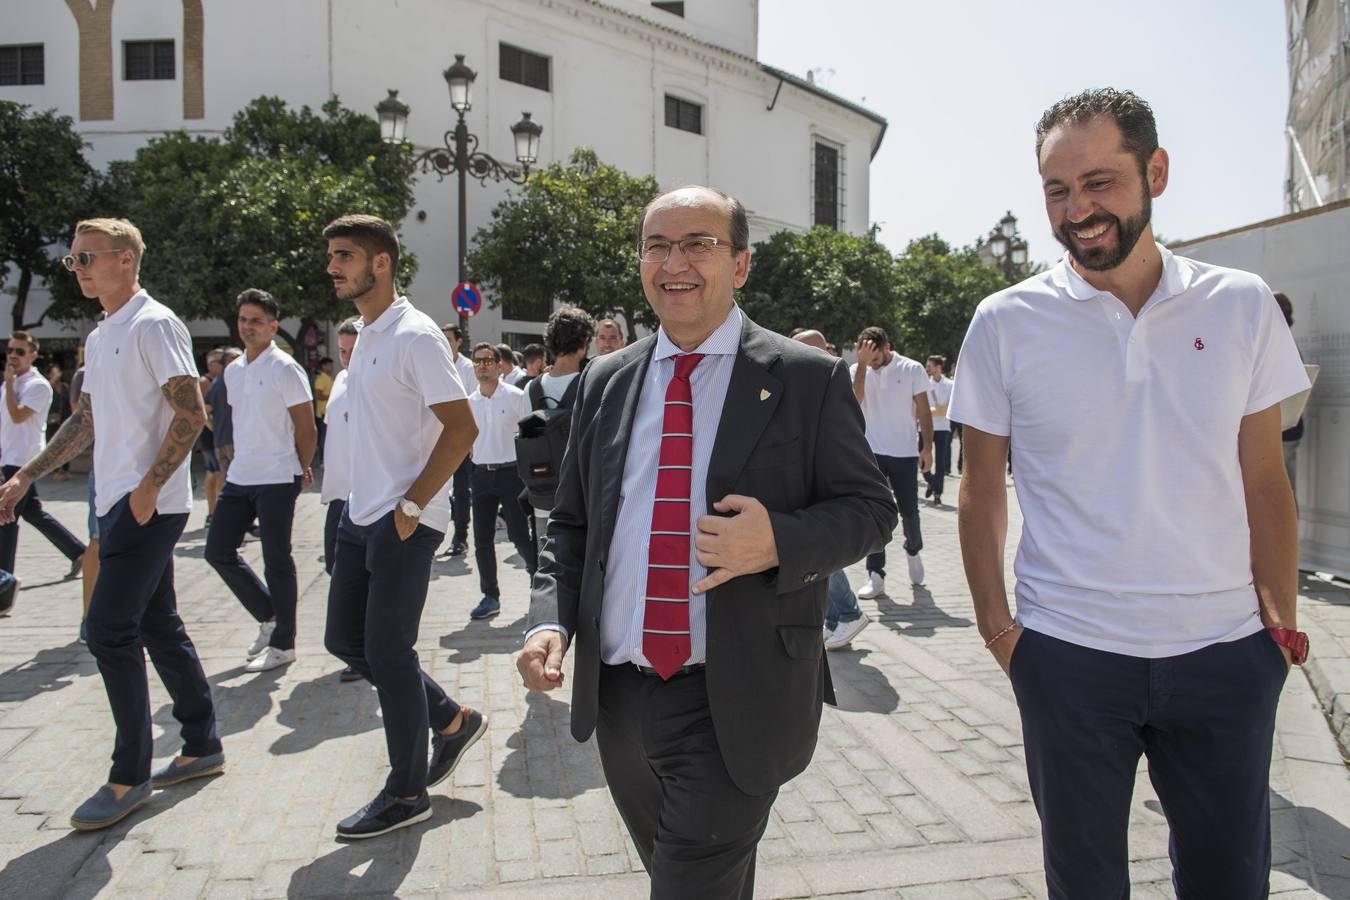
145;376;207;488
18;392;94;481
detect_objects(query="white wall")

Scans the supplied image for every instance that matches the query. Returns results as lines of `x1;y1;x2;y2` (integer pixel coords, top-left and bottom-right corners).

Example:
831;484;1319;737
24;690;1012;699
2;0;880;346
1173;201;1350;577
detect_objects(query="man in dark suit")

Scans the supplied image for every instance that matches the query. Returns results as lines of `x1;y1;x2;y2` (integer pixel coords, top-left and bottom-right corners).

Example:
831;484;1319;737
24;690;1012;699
517;186;897;898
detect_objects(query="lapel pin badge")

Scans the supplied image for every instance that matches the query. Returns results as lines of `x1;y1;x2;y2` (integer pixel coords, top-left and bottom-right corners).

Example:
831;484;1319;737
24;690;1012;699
759;389;771;401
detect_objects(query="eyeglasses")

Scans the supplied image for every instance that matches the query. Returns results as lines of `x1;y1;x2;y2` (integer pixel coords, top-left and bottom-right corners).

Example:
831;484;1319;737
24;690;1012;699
638;236;732;263
471;357;497;366
61;250;123;271
6;348;27;356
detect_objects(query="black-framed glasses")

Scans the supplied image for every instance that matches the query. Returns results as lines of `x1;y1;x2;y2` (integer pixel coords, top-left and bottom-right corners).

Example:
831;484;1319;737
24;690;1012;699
471;356;497;366
6;348;27;356
61;250;123;271
638;236;731;263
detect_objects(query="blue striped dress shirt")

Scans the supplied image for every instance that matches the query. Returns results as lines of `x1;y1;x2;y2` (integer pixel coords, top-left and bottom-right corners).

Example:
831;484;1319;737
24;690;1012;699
599;305;743;666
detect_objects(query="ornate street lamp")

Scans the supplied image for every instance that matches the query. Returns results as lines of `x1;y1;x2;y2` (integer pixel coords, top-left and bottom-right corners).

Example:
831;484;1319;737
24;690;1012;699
379;55;543;331
987;212;1029;281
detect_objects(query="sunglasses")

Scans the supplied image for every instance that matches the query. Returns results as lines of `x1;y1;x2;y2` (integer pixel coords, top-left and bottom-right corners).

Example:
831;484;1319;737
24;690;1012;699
471;357;498;366
6;348;27;356
61;250;123;271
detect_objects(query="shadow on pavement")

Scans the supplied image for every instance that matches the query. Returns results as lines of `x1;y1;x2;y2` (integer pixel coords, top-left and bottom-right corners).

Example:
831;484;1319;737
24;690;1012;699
0;777;214;900
285;796;482;897
497;692;605;799
151;665;284;758
438;614;527;666
825;646;901;714
874;584;973;638
269;672;382;756
0;640;90;704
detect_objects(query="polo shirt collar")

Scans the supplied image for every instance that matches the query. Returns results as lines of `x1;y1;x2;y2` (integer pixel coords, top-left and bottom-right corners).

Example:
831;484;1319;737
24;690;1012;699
1050;243;1197;305
244;342;282;366
105;289;150;325
654;304;742;362
361;296;411;333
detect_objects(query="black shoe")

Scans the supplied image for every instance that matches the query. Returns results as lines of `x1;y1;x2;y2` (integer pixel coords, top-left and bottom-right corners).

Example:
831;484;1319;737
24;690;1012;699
339;665;364;683
66;556;83;580
427;708;488;788
448;540;468;557
924;484;933;499
336;791;431;840
469;596;501;621
0;576;18;617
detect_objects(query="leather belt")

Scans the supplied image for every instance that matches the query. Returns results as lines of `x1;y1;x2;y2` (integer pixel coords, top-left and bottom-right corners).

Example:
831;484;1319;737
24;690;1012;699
632;662;705;677
479;462;515;471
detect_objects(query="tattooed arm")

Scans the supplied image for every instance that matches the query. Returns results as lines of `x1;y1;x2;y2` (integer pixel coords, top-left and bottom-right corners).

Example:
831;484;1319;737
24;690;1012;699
127;375;206;525
0;393;96;524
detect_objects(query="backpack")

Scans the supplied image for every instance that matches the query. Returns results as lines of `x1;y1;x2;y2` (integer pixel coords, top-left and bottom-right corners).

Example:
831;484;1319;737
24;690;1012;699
515;375;580;509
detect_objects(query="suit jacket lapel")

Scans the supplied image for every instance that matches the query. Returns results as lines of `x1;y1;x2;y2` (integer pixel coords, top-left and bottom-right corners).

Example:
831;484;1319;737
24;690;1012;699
706;316;783;507
597;341;654;564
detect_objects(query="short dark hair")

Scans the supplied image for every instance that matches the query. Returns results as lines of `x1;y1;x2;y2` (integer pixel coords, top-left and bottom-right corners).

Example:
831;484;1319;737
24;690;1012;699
441;323;462;340
323;214;401;273
638;185;750;254
1274;291;1294;327
337;316;360;336
545;306;596;358
495;342;515;364
237;288;280;320
857;326;890;348
522;343;546;363
470;341;497;359
318;356;333;366
1035;88;1158;174
928;355;946;368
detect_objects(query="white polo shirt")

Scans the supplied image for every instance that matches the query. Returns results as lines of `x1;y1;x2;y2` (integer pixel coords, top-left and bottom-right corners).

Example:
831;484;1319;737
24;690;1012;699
948;245;1311;657
346;297;469;533
320;369;351;504
83;291;198;517
928;375;953;432
469;381;529;465
0;369;53;467
454;354;476;398
503;367;527;387
849;353;929;458
224;343;312;486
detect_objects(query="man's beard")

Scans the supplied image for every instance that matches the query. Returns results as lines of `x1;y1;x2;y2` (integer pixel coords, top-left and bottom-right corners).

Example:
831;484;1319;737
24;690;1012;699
1056;187;1152;272
336;264;376;301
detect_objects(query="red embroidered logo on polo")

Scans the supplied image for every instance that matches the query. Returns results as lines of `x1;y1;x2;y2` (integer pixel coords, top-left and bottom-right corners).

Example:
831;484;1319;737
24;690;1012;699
642;352;704;679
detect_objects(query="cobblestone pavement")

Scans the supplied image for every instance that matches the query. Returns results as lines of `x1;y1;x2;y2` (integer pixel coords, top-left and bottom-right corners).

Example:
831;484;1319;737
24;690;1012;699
0;471;1348;898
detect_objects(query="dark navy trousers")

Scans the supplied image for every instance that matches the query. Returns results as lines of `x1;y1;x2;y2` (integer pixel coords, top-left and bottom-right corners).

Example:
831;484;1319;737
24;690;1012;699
866;454;922;575
205;477;302;651
471;463;536;599
324;509;460;796
0;464;86;573
86;495;220;786
1010;627;1287;900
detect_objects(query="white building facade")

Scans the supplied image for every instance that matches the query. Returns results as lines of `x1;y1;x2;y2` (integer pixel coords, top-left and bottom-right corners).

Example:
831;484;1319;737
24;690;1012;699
2;0;886;351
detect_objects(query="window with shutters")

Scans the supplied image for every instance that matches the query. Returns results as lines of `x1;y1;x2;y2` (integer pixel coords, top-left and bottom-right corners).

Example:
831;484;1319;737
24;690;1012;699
499;43;551;92
664;95;703;135
124;40;175;80
813;139;845;230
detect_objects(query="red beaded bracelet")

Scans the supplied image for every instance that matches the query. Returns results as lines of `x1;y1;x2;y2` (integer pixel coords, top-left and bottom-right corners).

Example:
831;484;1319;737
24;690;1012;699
984;622;1019;649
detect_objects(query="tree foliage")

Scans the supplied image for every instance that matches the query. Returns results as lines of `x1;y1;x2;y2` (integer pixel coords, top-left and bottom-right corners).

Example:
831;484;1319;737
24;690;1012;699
0;103;97;331
740;225;900;349
891;235;1009;364
84;96;416;340
467;147;659;338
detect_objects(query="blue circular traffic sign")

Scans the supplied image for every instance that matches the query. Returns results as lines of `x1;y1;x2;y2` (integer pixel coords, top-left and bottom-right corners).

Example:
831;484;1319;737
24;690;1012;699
452;281;482;317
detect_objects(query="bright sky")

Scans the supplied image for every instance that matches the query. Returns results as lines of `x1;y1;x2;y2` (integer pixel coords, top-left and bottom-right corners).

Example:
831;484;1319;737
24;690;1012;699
758;0;1290;265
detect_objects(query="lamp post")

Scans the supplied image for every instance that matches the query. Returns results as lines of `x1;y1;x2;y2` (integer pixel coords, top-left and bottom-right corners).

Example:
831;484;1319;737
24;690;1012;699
986;209;1028;281
377;54;543;332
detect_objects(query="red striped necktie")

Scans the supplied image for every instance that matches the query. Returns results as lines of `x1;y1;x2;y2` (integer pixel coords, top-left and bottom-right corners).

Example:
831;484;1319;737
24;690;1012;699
642;352;704;679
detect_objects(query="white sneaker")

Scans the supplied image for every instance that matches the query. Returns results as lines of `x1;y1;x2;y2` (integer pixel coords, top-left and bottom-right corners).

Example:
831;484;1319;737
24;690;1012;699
856;572;884;599
825;614;872;651
907;553;925;585
246;621;277;659
244;646;295;673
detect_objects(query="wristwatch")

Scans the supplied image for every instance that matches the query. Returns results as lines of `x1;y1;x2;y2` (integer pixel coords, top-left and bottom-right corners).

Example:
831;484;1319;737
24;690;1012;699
1266;627;1309;666
398;498;423;519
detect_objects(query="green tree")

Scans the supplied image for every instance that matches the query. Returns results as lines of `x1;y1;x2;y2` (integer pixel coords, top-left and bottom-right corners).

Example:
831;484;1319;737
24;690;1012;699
0;102;97;331
740;225;900;348
467;147;659;338
90;96;416;342
891;235;1007;364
